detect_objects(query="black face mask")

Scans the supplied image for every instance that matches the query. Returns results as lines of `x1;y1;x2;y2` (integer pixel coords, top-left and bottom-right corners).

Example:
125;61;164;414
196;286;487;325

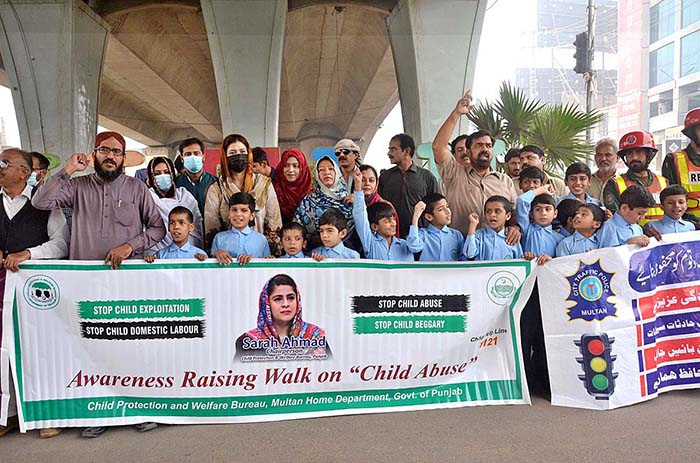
227;154;248;173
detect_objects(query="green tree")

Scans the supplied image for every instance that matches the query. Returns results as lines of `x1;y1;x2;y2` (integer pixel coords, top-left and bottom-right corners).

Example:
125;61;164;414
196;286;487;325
467;82;601;176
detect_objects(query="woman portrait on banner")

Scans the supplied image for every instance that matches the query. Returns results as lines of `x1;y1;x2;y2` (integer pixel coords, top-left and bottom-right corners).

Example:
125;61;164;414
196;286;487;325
204;133;282;252
235;274;329;361
273;148;312;223
292;155;353;250
145;156;203;254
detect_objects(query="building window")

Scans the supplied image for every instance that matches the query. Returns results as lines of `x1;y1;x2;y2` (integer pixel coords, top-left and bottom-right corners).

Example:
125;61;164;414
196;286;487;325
683;0;700;28
650;43;675;87
650;90;674;117
681;30;700;77
651;0;675;43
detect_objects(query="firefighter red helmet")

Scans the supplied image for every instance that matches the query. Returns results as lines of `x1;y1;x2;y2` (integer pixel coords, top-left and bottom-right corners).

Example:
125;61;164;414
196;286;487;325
618;130;657;155
682;108;700;138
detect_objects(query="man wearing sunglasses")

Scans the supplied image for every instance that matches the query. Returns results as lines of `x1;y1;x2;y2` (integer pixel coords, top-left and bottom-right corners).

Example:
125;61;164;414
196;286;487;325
32;131;165;270
334;138;362;193
0;148;68;438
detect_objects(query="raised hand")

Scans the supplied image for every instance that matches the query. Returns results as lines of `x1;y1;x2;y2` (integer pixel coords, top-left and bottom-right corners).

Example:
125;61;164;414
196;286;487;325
65;153;90;176
455;90;473;115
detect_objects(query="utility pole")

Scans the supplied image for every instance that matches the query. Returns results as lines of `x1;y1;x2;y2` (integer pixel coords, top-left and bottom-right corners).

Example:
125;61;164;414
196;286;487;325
585;0;596;145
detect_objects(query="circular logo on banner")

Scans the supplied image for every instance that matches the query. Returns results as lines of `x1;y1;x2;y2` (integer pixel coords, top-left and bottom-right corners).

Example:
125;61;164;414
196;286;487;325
23;275;60;310
578;275;604;302
486;271;520;305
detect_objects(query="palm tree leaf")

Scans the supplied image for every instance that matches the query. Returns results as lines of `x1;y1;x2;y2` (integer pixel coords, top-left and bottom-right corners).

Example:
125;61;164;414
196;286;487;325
466;100;505;140
495;82;545;145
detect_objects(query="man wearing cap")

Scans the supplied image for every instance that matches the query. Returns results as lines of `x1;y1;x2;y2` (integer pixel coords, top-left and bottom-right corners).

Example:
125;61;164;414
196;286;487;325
32;131;166;268
603;130;668;226
334;138;361;192
519;145;568;196
661;108;700;227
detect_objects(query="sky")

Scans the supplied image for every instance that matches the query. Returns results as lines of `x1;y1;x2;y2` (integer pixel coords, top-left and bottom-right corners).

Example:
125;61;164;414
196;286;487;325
0;0;536;172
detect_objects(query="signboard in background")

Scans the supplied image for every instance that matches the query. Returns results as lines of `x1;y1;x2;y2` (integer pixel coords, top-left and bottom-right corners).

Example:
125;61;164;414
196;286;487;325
617;0;647;134
3;260;534;430
539;233;700;409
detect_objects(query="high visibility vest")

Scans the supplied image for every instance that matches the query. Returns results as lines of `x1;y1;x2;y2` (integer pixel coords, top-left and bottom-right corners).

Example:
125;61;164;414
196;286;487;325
672;150;700;218
615;173;668;226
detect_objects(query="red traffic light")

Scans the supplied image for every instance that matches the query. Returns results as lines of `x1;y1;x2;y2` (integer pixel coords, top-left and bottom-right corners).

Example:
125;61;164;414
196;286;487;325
587;339;605;355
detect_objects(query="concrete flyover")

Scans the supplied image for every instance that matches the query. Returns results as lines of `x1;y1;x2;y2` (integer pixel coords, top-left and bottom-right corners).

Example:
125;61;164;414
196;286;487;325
0;0;485;160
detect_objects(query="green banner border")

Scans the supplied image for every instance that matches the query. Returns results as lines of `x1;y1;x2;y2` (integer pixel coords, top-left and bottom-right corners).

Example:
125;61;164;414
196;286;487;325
12;260;531;423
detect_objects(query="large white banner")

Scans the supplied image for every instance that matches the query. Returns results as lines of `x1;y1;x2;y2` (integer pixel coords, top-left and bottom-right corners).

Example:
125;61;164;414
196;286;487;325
2;259;534;430
540;233;700;409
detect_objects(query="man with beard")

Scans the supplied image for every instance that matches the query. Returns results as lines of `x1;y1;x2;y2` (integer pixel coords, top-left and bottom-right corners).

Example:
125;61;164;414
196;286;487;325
378;133;440;238
33;131;165;268
519;145;568;196
504;148;522;193
661;108;700;228
334;138;362;193
588;137;619;202
602;130;668;227
432;92;518;236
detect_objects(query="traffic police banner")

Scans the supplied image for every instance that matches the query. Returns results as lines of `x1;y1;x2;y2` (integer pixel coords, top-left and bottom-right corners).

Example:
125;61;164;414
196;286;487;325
1;259;533;430
539;232;700;409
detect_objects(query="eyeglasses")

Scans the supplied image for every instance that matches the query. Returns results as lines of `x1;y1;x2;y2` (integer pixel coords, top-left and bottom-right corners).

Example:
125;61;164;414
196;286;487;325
95;146;125;157
0;160;25;170
335;149;359;156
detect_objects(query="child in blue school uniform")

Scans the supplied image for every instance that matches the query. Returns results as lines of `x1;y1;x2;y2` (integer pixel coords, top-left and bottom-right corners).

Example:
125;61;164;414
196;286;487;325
351;168;414;261
406;193;464;261
310;208;360;260
645;185;695;236
463;195;523;260
557;162;602;206
277;222;308;259
555;198;582;238
555;203;605;257
598;185;655;248
144;206;207;263
211;192;271;265
516;187;564;263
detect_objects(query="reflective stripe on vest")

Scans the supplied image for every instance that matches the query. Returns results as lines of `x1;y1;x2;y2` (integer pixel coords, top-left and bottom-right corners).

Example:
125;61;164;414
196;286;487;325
673;150;700;217
615;174;668;226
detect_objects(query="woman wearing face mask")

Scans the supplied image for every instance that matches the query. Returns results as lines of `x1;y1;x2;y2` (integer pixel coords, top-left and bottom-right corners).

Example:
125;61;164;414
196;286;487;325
273;148;312;223
293;155;353;250
145;156;203;254
204;133;282;251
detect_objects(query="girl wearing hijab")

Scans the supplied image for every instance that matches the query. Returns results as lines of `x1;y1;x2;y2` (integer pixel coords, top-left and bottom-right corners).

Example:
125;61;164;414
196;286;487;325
235;274;328;361
293;155;353;249
273;148;312;223
204;133;282;251
145;156;203;254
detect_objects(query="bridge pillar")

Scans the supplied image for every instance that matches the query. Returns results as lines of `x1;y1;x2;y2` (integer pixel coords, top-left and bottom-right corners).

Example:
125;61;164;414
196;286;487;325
0;0;109;159
202;0;286;147
386;0;486;144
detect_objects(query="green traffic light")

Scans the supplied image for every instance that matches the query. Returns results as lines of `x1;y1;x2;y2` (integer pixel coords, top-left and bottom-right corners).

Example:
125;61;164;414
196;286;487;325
592;374;609;391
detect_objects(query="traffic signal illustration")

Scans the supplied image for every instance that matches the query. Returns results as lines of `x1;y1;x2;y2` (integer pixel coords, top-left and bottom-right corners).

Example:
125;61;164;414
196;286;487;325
573;31;590;74
574;333;618;400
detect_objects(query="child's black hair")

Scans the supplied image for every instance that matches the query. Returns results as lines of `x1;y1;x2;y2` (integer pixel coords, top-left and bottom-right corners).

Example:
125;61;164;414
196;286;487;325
532;193;557;208
319;208;348;231
367;202;395;226
484;195;513;214
660;184;689;203
168;205;193;223
576;203;606;224
228;192;256;212
619;185;655;209
556;199;582;228
565;162;592;179
519;166;545;183
281;221;305;237
422;192;447;215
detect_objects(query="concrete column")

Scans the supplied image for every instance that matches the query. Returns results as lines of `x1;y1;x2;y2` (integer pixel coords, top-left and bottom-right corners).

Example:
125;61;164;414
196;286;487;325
386;0;486;144
297;122;342;164
0;0;109;159
202;0;286;147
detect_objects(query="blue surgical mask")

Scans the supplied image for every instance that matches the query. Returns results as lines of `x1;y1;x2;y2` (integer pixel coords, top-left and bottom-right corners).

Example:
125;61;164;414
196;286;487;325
27;171;39;187
183;155;203;174
155;173;173;191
